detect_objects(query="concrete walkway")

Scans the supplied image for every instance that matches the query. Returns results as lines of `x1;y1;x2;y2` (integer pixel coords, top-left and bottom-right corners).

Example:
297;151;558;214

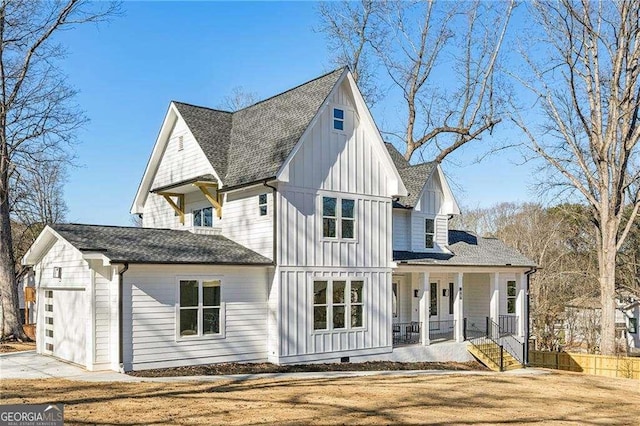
0;351;550;383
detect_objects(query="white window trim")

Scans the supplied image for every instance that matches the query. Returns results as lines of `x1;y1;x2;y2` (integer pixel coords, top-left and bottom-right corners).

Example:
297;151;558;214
331;106;346;134
258;193;268;217
311;277;367;334
425;217;435;249
321;195;357;241
175;275;226;341
506;280;517;315
192;206;214;228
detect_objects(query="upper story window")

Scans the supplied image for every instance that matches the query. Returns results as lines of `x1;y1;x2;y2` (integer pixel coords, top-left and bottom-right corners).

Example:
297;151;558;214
193;207;213;227
333;108;344;131
258;194;268;216
178;279;222;338
425;218;435;248
323;196;356;239
507;280;517;314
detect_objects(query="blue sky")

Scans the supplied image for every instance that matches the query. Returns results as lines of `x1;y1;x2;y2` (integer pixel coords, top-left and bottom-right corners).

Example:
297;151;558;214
55;1;535;226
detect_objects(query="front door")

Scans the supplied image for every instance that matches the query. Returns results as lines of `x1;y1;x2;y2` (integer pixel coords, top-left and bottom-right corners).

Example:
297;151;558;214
430;281;439;322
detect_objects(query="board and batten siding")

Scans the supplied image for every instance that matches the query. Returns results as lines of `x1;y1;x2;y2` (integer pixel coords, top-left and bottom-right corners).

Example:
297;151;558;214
221;187;273;260
276;268;392;363
121;265;269;370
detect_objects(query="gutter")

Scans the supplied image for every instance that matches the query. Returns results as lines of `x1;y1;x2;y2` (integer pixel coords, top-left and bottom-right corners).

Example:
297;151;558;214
524;267;537;367
263;180;278;264
118;262;129;372
219;176;278;194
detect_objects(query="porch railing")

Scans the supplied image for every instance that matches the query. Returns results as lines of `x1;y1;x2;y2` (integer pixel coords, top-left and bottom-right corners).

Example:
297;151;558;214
429;319;455;341
392;321;421;346
498;315;518;336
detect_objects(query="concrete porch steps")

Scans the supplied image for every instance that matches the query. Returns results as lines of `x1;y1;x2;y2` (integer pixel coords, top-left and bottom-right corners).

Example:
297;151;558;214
467;342;522;372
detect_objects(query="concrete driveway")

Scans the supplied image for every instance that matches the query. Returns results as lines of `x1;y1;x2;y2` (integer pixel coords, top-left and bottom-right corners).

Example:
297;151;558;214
0;351;137;382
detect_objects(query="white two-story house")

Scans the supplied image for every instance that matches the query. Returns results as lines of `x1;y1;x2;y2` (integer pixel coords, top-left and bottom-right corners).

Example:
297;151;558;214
22;68;536;372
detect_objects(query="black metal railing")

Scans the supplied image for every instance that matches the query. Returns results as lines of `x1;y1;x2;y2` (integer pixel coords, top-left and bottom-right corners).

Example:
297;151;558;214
392;321;421;346
463;317;489;340
466;317;525;370
429;319;455;341
498;315;518;336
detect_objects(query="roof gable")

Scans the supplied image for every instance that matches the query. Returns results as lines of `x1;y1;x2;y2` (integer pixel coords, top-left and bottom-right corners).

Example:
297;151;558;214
172;102;232;180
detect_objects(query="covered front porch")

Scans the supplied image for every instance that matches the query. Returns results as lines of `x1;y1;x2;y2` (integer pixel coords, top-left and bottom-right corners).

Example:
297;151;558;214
391;270;528;347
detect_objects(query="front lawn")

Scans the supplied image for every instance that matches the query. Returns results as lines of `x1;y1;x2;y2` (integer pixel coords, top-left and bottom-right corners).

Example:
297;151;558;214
1;371;638;424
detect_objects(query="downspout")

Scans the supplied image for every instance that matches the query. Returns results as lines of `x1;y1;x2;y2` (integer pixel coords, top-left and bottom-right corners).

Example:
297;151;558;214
524;267;537;367
263;181;278;264
118;262;129;371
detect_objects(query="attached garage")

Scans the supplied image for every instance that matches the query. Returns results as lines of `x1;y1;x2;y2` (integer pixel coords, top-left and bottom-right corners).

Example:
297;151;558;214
42;288;87;366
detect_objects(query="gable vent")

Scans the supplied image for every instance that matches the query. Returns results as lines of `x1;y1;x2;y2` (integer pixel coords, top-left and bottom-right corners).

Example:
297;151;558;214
178;136;184;151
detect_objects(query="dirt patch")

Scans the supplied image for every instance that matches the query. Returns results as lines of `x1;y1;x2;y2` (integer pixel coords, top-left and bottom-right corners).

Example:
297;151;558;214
2;371;639;425
0;341;35;353
128;360;485;377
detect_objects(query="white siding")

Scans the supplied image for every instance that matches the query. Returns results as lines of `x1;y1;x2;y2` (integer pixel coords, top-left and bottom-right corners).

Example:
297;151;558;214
392;210;411;251
416;174;443;215
142;115;217;229
435;216;448;247
122;264;269;370
463;273;490;323
92;263;115;367
284;80;395;198
151;116;216;190
221;187;273;260
278;186;392;268
34;239;90;367
277;268;392;363
410;213;449;252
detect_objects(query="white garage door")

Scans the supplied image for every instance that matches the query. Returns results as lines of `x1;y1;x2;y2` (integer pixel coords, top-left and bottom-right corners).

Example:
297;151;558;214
46;289;87;366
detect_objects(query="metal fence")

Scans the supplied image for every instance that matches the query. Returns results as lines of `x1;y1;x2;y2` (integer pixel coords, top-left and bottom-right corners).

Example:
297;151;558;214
392;322;421;346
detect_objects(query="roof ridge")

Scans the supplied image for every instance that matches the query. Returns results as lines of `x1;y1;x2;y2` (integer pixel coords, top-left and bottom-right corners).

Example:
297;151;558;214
172;101;232;115
58;223;173;231
232;67;347;114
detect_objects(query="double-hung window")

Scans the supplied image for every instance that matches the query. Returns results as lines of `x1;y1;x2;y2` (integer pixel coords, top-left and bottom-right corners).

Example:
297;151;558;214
425;218;435;248
507;280;517;314
193;207;213;227
313;279;364;331
630;318;638;334
323;196;356;239
178;279;222;338
258;194;268;216
333;108;344;131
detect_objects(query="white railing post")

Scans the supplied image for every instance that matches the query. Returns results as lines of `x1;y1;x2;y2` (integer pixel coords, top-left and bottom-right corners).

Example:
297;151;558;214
420;272;430;346
517;272;526;338
490;272;500;326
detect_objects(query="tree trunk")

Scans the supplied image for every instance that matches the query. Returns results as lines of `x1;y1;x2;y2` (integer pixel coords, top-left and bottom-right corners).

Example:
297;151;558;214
598;220;618;355
0;143;26;340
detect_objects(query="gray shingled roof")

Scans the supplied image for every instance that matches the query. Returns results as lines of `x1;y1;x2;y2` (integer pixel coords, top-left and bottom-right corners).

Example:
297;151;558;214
385;143;436;208
174;68;345;189
393;230;536;267
52;224;272;265
172;103;232;180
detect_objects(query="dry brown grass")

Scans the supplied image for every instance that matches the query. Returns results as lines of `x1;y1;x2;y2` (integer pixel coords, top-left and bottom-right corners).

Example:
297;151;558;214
1;371;639;425
0;341;35;353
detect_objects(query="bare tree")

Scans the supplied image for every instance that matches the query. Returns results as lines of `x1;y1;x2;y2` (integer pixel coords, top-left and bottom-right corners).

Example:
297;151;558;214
220;86;258;112
513;0;640;355
317;0;382;106
317;0;515;163
10;156;68;274
0;0;119;340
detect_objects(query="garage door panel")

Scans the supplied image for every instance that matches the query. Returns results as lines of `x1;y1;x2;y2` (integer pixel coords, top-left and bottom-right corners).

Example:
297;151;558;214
52;289;86;366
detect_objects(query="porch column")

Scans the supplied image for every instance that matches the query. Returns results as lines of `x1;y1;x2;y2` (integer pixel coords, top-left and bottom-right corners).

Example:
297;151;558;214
489;272;500;328
419;272;430;346
454;272;464;342
516;272;526;338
